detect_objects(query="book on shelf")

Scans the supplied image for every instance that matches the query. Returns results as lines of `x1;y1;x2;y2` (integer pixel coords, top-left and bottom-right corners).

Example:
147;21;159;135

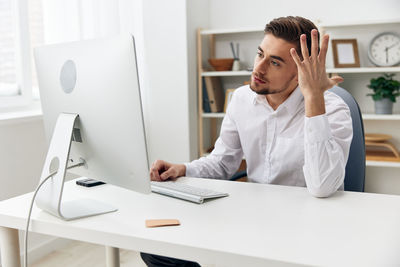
204;76;224;112
202;78;211;113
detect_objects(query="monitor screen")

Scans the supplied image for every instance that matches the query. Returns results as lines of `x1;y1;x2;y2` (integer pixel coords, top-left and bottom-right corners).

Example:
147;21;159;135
34;34;150;219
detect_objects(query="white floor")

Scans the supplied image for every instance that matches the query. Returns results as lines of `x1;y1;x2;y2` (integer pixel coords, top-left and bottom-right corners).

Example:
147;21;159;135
31;241;215;267
31;241;147;267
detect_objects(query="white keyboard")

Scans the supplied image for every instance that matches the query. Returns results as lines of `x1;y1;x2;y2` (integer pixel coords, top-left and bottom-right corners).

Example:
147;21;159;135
151;181;229;204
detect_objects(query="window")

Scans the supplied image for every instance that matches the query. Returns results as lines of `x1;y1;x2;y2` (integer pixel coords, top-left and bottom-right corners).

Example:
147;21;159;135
28;0;44;100
0;0;44;107
0;0;18;97
0;0;128;109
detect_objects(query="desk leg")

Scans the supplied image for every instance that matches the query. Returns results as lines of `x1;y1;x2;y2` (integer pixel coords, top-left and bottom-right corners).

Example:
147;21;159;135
0;227;21;267
105;246;120;267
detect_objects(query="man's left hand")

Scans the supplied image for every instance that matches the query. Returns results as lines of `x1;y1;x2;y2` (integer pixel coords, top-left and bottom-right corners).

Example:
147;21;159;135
290;29;343;117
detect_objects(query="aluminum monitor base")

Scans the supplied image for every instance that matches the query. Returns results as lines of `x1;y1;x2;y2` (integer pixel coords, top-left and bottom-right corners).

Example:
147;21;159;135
36;113;117;221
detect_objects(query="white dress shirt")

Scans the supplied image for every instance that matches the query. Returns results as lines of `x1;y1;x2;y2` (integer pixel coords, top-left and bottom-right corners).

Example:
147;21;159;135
185;85;353;197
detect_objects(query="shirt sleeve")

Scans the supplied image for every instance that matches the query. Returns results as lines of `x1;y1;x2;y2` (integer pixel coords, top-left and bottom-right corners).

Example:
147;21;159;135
185;95;244;180
303;97;353;198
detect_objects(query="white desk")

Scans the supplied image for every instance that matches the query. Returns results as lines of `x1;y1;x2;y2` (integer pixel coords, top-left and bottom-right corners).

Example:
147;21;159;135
1;177;400;267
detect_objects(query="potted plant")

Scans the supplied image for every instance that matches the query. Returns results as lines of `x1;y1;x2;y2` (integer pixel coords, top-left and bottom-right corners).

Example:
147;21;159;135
367;73;400;114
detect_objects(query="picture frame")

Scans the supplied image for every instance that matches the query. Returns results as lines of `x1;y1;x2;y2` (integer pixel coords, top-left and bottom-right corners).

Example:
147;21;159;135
331;39;360;68
224;89;236;113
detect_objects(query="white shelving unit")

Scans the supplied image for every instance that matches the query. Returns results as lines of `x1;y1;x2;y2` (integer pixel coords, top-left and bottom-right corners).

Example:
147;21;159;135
201;71;252;77
326;67;400;74
320;18;400;28
197;27;261;156
202;113;225;118
197;20;400;183
201;68;400;76
362;114;400;120
200;27;262;35
320;19;400;193
202;112;400;120
366;161;400;168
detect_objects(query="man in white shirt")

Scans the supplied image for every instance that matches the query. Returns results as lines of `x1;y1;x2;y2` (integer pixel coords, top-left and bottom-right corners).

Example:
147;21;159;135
141;16;352;267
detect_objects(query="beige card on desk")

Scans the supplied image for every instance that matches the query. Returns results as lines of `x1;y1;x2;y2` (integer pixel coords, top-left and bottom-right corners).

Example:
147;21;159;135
145;219;180;228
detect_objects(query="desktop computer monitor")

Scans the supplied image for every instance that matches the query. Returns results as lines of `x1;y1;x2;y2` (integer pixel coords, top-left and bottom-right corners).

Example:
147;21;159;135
34;34;150;220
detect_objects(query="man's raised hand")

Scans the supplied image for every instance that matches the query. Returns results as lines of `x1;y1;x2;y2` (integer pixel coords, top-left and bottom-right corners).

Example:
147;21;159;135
290;29;343;98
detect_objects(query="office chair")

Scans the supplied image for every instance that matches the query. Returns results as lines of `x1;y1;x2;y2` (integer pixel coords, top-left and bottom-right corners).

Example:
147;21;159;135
230;86;366;192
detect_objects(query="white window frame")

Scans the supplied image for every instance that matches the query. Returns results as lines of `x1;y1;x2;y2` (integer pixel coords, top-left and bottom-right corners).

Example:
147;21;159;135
1;0;33;109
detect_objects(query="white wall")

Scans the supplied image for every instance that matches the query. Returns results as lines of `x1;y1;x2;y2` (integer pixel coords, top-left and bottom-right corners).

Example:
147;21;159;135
208;0;400;29
141;0;188;163
0;118;46;200
141;0;202;163
1;1;202;263
186;0;210;160
0;117;54;264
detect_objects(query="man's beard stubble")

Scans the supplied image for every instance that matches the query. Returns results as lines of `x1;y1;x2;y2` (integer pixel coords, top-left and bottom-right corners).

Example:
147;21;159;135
249;73;296;95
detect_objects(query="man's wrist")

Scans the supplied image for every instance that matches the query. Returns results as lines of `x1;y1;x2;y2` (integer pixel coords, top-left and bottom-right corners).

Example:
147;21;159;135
303;90;324;101
179;164;186;177
304;92;325;117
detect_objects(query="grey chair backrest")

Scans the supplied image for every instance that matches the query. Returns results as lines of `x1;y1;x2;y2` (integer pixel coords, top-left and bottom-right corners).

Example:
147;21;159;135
329;86;365;192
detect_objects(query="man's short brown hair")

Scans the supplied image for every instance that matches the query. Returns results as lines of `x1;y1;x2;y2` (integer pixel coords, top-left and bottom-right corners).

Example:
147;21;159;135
264;16;319;58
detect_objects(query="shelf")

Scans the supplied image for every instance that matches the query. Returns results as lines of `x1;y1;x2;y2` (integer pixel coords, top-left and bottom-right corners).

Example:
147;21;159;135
366;160;400;168
201;71;252;77
326;67;400;74
202;68;400;76
202;113;225;118
320;18;400;28
199;19;400;35
362;114;400;120
203;113;400;120
200;27;263;35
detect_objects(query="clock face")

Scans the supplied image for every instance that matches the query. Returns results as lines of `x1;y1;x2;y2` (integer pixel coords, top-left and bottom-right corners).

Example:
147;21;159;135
368;32;400;67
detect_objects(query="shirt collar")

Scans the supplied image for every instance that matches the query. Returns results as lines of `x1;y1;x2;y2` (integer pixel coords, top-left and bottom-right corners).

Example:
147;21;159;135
280;86;304;116
251;86;304;116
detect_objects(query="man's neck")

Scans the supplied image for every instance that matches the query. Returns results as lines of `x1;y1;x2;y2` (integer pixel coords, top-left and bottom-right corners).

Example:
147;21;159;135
265;84;298;110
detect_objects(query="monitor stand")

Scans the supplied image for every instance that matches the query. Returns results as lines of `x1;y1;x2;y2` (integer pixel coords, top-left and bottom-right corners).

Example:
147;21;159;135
36;113;117;221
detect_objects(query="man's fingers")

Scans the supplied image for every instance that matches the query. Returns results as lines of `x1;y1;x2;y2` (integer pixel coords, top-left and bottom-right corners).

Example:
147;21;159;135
150;160;166;181
300;34;309;60
150;167;161;181
290;48;301;66
160;169;174;180
149;160;183;182
311;29;319;58
318;34;329;65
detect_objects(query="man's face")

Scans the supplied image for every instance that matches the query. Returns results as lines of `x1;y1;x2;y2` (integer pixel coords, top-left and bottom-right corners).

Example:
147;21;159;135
250;34;298;95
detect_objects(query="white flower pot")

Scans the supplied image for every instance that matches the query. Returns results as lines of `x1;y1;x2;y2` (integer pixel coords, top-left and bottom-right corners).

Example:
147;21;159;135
374;98;393;114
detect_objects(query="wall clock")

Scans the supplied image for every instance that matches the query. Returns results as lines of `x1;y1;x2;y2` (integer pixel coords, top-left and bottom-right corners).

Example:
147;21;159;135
368;32;400;67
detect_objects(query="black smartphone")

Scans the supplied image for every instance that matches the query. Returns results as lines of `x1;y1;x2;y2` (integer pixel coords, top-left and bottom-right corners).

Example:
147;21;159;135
76;178;105;187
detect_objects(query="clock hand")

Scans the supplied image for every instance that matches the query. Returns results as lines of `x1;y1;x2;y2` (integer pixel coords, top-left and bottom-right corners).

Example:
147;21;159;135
387;41;400;50
385;47;388;63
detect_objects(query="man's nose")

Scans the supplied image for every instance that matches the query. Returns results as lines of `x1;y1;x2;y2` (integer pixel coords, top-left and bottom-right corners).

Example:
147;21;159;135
254;60;267;75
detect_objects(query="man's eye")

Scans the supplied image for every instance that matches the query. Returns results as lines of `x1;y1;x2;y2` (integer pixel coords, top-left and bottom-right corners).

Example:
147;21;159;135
257;52;263;57
271;60;280;66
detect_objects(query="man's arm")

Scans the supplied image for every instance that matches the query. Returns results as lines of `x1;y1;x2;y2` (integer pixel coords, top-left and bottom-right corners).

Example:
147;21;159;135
302;97;352;197
150;94;243;181
290;29;351;197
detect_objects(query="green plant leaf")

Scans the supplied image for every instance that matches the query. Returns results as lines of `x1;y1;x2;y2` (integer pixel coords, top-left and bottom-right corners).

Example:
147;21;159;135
372;94;381;101
367;73;400;101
